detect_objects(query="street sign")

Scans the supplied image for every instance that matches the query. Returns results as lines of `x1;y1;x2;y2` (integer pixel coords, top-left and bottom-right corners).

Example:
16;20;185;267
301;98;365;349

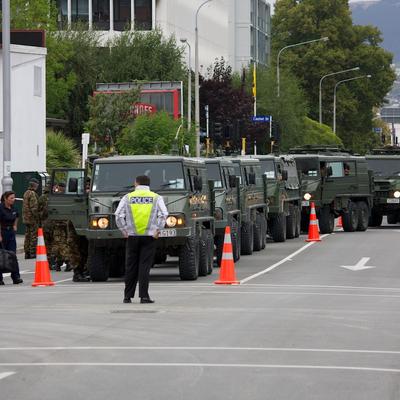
373;127;383;134
252;115;271;123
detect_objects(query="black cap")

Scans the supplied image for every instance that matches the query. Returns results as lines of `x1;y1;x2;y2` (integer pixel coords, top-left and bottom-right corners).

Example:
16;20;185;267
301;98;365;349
29;178;39;185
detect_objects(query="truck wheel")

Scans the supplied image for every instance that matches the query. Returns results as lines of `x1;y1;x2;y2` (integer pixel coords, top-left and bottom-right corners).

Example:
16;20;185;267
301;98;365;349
318;206;334;234
253;213;264;251
87;242;109;282
231;218;241;262
154;252;167;265
357;202;369;231
241;220;254;255
369;209;383;227
387;214;398;225
294;206;301;238
109;251;125;278
286;206;296;239
179;236;199;281
260;214;267;250
206;229;214;275
342;201;359;232
270;213;287;243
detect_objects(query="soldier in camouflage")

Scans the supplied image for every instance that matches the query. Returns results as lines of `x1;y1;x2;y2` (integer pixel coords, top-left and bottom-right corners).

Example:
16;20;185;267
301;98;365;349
22;178;40;259
67;221;89;282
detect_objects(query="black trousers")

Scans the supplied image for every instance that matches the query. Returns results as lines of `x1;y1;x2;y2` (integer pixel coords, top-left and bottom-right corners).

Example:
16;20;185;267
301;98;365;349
125;236;156;299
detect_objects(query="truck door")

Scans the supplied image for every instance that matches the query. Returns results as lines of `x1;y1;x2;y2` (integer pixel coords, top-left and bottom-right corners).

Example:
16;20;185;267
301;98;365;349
48;169;88;231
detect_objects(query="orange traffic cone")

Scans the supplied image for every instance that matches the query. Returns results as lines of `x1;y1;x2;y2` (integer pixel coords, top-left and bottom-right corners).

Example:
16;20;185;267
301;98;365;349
214;226;239;285
336;216;343;228
32;228;55;287
306;202;321;242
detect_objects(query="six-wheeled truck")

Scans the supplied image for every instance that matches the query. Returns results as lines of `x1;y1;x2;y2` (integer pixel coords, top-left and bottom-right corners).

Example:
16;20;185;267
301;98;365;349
366;148;400;226
225;157;268;255
290;146;374;234
255;155;302;242
204;158;241;265
48;156;215;281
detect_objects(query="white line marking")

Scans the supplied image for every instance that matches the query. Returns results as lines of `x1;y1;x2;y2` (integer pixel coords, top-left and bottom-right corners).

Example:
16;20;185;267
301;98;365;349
236;284;400;291
0;371;15;380
240;234;330;284
53;278;73;284
0;346;400;355
2;270;31;277
340;257;376;272
0;363;398;373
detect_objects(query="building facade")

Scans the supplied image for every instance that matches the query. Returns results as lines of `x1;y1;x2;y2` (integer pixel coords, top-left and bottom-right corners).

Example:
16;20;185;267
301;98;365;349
56;0;271;71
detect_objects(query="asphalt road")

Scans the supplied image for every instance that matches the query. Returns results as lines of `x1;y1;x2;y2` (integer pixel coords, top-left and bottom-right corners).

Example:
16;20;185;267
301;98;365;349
1;221;400;399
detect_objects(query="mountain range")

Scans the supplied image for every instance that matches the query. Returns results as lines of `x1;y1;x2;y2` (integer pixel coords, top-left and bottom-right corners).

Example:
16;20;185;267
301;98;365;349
350;0;400;63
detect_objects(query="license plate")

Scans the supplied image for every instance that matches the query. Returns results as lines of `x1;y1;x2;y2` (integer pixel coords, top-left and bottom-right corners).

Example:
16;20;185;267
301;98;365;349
302;201;310;207
387;199;400;204
159;229;177;238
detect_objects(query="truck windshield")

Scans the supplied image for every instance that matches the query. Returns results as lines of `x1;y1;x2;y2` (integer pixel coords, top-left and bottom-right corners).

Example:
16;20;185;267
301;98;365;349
259;160;276;179
367;159;400;177
295;158;320;178
92;162;186;192
205;163;223;188
232;163;243;185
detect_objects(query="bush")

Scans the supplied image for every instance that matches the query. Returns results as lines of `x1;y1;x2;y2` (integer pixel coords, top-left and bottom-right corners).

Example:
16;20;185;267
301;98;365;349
302;118;343;147
46;130;80;172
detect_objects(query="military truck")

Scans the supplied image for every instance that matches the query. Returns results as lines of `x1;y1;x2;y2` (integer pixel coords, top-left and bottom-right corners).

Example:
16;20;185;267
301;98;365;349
289;146;373;234
254;155;301;242
366;148;400;226
225;157;268;255
204;159;241;264
48;156;215;282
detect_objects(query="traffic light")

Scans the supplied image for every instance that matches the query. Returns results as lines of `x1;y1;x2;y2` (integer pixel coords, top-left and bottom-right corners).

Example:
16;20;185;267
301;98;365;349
213;122;223;137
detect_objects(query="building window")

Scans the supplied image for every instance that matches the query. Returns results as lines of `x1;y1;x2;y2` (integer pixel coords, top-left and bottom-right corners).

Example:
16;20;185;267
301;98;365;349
258;31;267;65
34;66;42;97
258;0;267;33
72;0;89;28
135;0;152;31
251;26;256;60
57;0;68;29
114;0;131;31
93;0;110;30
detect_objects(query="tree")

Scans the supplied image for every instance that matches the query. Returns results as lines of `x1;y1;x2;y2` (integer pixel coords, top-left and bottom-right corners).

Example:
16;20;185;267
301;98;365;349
303;117;343;146
86;89;140;152
46;130;80;171
272;0;396;153
117;112;195;155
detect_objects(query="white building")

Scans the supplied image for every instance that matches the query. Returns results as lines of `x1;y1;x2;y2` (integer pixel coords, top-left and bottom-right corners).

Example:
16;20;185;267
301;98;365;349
0;45;47;186
57;0;271;71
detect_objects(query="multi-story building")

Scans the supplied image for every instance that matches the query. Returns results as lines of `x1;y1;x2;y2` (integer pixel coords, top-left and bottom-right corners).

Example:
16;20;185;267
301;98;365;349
56;0;271;71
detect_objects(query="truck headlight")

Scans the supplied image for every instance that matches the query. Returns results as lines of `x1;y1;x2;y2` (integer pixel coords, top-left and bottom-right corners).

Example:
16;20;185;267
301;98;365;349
97;217;109;229
304;193;312;201
166;216;177;227
394;191;400;199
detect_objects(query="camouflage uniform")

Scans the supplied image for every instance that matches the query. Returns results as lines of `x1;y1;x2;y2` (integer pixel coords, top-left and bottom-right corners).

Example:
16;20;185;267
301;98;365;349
67;221;89;282
38;190;54;258
51;221;69;266
23;187;39;257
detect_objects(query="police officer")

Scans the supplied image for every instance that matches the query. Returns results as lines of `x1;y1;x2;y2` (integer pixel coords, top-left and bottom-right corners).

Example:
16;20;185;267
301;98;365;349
22;178;40;259
115;175;168;304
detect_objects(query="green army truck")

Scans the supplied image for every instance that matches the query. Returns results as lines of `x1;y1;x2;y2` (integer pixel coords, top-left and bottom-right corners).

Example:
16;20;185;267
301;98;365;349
366;148;400;226
48;156;215;282
204;159;241;264
255;155;302;242
289;146;373;234
226;157;268;255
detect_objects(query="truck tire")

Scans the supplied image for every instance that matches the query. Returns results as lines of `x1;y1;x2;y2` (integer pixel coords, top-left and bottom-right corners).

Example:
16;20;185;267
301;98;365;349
260;214;267;250
179;236;199;281
294;206;301;238
241;220;254;255
357;202;369;232
387;214;398;225
109;251;125;278
87;242;109;282
215;234;224;267
232;219;241;262
253;213;264;251
286;205;296;239
270;213;287;243
342;201;359;232
206;230;214;275
369;209;383;227
154;252;167;265
318;206;334;234
198;229;212;277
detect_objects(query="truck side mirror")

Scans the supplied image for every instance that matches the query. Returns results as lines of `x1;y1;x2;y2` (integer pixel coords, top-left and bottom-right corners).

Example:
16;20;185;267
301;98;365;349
228;175;237;188
68;178;78;193
327;166;333;177
248;172;256;185
281;170;288;181
193;175;203;192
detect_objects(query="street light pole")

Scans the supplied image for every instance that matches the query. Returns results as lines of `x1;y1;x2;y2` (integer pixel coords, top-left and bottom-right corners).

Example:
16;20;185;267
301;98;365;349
195;0;213;158
277;37;329;98
333;75;371;134
180;39;192;132
319;67;360;124
2;0;13;192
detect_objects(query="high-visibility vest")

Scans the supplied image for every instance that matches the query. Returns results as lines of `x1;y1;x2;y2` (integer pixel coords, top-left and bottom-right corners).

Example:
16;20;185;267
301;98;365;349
127;189;159;235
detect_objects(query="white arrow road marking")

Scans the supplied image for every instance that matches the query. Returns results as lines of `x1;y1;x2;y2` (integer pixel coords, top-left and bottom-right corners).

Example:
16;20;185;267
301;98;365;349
0;371;15;380
340;257;376;271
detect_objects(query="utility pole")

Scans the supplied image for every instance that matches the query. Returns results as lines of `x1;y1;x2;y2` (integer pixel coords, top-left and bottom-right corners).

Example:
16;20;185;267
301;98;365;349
2;0;13;192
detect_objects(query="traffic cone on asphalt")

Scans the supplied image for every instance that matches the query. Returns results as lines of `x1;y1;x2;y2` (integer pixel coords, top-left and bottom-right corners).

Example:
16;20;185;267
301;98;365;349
336;216;343;228
306;202;321;243
32;228;55;287
214;226;239;285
